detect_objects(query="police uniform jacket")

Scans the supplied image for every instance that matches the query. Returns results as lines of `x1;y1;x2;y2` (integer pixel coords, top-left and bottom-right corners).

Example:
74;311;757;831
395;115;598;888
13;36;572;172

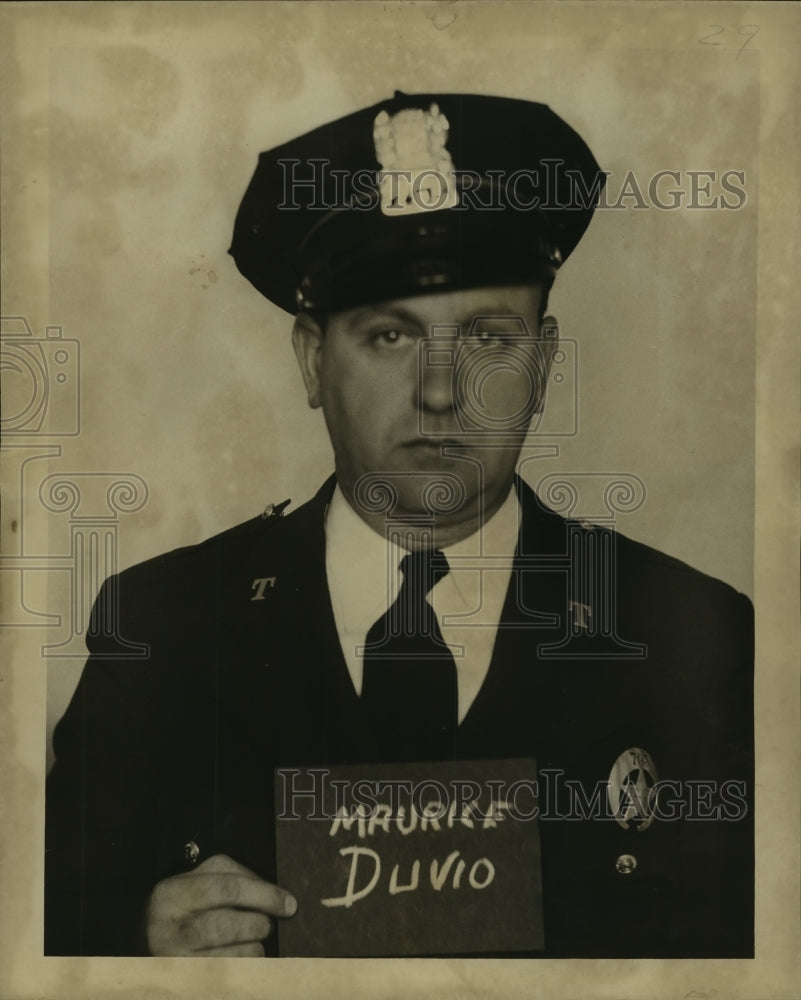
45;475;754;958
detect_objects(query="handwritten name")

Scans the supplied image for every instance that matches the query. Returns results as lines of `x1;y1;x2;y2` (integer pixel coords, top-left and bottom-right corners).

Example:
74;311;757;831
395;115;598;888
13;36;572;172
321;846;496;908
328;798;511;837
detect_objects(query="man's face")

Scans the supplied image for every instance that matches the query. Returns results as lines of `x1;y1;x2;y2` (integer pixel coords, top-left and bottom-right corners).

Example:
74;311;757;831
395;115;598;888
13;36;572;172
293;284;556;537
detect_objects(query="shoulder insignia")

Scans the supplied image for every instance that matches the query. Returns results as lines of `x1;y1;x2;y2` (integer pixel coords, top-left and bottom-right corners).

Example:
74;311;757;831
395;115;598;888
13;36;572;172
251;576;277;601
262;498;291;519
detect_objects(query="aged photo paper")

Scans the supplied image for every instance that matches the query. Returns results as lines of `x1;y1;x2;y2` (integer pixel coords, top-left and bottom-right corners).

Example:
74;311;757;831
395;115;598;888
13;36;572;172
1;1;799;997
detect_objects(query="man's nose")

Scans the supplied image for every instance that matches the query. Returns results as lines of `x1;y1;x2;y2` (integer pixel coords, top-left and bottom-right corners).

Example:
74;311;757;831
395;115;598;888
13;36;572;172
416;350;457;413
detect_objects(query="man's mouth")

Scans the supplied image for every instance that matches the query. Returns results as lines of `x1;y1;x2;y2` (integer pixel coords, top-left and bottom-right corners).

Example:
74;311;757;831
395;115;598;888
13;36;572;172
404;439;464;456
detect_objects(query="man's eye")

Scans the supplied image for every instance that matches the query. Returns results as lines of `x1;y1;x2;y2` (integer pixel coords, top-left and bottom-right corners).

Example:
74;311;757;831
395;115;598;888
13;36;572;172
465;327;528;348
372;328;409;347
467;329;506;347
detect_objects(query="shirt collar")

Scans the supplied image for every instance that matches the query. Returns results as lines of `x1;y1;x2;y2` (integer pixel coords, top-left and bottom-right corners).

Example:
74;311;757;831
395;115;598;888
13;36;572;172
325;484;520;634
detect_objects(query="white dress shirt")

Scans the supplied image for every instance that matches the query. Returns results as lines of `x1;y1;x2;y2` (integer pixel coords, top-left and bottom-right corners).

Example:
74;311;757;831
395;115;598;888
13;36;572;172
325;485;520;723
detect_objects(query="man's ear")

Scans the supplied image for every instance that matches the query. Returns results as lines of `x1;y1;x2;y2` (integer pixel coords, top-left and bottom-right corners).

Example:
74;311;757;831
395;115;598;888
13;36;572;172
533;314;559;413
540;313;559;348
291;312;325;409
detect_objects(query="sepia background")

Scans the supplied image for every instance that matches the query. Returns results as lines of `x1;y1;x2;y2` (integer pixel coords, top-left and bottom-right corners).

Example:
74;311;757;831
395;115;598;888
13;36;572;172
2;3;799;999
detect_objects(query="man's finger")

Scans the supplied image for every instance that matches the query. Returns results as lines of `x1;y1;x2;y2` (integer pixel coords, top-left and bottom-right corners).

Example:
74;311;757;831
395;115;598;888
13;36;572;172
188;908;272;950
187;854;297;916
182;872;297;917
194;854;259;878
196;941;265;957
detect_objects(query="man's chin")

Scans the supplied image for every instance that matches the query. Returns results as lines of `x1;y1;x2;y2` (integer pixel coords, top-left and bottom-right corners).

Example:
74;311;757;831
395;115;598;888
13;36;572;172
349;467;478;526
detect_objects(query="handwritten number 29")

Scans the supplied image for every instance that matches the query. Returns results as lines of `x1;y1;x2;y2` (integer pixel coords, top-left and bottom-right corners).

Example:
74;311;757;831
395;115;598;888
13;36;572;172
699;25;760;58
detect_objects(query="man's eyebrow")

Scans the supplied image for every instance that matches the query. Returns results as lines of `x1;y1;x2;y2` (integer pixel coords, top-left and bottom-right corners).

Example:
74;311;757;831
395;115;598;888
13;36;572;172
468;309;525;323
347;304;425;327
450;307;532;331
348;303;526;328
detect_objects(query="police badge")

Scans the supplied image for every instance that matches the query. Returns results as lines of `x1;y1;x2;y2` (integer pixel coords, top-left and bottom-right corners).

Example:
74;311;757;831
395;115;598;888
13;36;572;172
373;103;459;216
608;747;660;832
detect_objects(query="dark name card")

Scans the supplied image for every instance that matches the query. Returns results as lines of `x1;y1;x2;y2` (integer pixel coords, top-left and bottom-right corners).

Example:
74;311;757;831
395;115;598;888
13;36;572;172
274;758;544;957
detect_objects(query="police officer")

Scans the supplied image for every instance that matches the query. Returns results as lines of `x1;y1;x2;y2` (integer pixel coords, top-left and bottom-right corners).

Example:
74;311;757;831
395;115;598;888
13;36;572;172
45;92;753;958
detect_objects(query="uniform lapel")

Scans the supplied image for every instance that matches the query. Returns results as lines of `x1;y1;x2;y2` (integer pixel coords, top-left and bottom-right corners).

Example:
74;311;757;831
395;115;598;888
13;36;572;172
249;476;381;766
455;476;568;758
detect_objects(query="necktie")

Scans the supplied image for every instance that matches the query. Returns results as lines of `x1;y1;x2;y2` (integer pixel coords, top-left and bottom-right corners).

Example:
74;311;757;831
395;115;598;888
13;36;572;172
361;549;458;762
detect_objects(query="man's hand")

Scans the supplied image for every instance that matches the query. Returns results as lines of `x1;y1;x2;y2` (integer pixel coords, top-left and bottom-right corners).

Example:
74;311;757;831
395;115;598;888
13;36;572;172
146;853;298;956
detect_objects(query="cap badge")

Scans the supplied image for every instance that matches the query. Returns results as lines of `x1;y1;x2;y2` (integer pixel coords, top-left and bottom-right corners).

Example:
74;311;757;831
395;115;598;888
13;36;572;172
608;747;659;832
373;103;458;217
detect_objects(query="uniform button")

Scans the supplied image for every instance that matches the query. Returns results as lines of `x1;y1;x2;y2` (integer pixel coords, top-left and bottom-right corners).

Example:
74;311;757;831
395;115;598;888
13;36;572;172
615;853;637;875
184;841;200;865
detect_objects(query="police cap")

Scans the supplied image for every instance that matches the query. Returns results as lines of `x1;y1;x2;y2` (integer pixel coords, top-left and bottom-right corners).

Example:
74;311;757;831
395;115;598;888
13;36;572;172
229;92;604;315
